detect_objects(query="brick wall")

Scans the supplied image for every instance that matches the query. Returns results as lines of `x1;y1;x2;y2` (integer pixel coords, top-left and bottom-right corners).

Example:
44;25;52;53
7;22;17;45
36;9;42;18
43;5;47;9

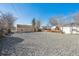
17;24;33;32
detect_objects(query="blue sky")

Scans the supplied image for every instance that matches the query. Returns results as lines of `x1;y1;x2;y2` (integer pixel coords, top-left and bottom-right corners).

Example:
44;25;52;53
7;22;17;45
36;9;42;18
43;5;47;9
0;3;79;26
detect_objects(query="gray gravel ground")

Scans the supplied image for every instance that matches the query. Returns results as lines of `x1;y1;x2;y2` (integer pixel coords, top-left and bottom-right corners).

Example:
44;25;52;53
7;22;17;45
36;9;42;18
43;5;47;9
1;32;79;56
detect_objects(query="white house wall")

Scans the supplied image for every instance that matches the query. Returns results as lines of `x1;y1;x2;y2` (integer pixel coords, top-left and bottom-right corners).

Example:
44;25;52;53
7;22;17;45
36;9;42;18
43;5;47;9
51;26;79;34
51;26;56;30
60;27;72;34
61;27;79;34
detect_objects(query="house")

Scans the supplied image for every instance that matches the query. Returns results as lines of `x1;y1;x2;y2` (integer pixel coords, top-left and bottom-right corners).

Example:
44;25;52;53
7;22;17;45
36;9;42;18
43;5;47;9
60;26;79;34
60;23;79;34
51;25;79;34
51;26;61;33
41;26;51;32
17;24;32;32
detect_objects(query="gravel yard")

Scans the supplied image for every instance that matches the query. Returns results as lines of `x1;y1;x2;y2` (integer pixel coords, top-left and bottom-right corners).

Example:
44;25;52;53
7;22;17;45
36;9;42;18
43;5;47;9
0;32;79;56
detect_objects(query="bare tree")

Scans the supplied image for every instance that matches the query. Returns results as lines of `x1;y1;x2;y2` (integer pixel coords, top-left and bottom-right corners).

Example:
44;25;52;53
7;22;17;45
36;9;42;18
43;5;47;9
37;20;40;28
58;15;65;26
57;15;66;33
0;12;16;33
32;18;36;32
36;20;41;31
32;18;41;32
49;16;58;26
74;12;79;26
